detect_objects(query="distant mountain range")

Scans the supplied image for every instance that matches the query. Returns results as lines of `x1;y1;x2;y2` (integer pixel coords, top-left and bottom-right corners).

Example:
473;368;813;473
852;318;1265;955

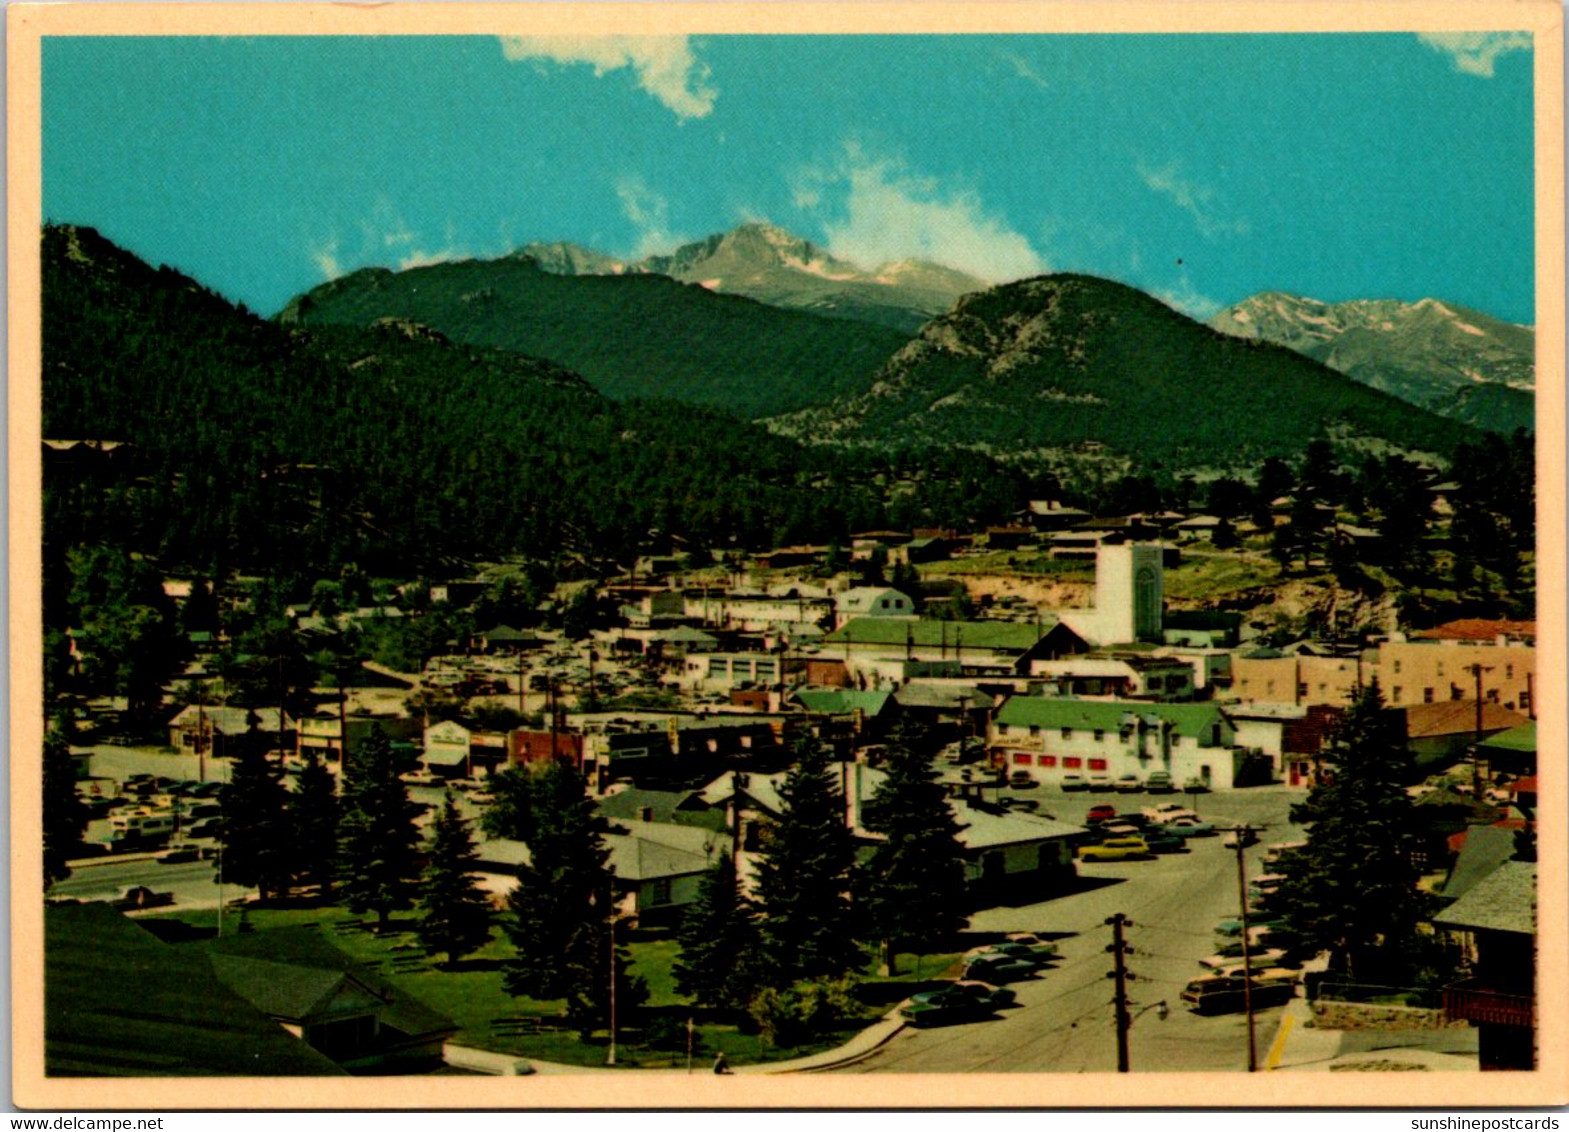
1210;292;1534;432
514;222;987;333
769;274;1474;467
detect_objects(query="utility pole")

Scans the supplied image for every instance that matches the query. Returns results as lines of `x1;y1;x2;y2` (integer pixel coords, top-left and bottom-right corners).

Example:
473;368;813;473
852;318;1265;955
606;905;618;1066
1225;825;1259;1072
1106;913;1132;1072
1467;663;1493;797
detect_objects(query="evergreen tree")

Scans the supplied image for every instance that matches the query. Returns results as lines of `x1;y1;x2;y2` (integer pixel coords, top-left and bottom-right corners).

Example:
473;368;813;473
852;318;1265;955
289;746;339;893
487;762;645;1031
858;721;970;973
336;725;423;930
1267;681;1434;983
673;851;762;1013
753;741;863;984
417;791;493;966
217;742;293;902
43;730;88;885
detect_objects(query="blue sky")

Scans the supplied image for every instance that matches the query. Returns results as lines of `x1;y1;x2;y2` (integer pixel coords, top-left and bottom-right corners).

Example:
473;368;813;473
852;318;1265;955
42;32;1536;322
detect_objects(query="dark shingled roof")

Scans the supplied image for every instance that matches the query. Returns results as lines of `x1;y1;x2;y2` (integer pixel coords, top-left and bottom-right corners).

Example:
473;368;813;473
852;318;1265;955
45;903;346;1077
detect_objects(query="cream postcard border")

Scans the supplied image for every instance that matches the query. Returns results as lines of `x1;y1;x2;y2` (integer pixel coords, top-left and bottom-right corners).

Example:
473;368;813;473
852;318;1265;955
8;1;1565;1110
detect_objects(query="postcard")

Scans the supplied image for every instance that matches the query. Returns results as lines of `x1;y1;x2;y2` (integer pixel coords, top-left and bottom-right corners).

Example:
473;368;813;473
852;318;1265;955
8;1;1565;1111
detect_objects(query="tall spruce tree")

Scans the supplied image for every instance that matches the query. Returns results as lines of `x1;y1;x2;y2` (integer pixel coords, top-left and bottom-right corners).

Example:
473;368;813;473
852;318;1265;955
417;791;493;966
289;746;339;893
673;850;762;1013
1268;680;1435;982
858;721;970;973
218;742;293;902
753;740;863;984
43;730;88;885
486;762;644;1032
336;725;423;930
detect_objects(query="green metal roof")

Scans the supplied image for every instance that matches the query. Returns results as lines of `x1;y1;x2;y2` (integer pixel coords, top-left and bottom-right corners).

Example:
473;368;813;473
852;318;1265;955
995;696;1227;739
793;689;893;716
824;617;1061;652
1478;722;1536;754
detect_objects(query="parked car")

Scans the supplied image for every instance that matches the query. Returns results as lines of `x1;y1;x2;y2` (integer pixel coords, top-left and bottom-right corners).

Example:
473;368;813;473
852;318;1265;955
1163;817;1216;837
962;954;1038;984
1100;821;1143;838
1215;915;1288;938
1009;771;1039;790
1086;773;1115;792
1141;829;1187;853
900;986;1002;1027
1182;777;1212;793
1144;803;1197;823
1114;774;1144;793
984;939;1058;964
1078;837;1150;861
1085;804;1118;824
1198;951;1290;975
1180;972;1297;1014
1060;774;1088;792
999;797;1041;812
1222;828;1259;849
952;980;1017;1009
1145;771;1176;794
157;847;203;864
1004;933;1057;954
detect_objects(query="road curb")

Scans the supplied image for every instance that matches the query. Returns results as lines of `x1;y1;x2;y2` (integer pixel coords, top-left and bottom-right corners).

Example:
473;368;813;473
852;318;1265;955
749;1011;908;1075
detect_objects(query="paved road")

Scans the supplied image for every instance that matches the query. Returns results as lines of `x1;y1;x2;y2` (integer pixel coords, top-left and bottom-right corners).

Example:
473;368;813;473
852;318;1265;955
53;855;256;912
834;784;1305;1074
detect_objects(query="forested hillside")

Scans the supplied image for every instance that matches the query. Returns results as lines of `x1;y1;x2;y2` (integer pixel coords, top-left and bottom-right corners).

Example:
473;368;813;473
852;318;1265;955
774;275;1476;467
276;253;911;418
41;225;1027;588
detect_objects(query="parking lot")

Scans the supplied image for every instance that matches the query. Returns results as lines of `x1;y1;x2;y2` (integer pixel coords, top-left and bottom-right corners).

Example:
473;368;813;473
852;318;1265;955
836;783;1305;1074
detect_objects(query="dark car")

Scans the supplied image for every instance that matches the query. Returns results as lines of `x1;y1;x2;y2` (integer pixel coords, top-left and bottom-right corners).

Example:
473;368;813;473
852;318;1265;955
899;982;1015;1027
962;954;1037;984
1142;829;1187;853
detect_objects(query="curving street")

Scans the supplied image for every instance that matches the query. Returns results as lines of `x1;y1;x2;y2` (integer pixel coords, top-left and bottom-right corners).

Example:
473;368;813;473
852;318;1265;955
833;785;1304;1074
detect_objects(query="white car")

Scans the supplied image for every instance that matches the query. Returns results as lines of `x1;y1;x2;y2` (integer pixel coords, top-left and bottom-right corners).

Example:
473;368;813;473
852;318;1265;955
1199;949;1288;972
1144;803;1198;824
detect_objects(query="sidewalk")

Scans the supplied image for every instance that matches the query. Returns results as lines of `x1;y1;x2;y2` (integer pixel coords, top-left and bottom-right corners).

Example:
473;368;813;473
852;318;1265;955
444;1009;906;1077
1265;995;1480;1073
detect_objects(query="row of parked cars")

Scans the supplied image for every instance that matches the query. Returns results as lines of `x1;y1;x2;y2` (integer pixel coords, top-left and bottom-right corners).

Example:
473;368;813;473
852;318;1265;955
897;934;1060;1027
1074;803;1219;861
1051;770;1211;794
1181;843;1313;1014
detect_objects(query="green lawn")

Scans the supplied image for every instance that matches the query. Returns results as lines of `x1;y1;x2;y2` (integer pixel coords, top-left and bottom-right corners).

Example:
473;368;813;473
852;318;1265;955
143;904;911;1069
1162;551;1289;601
922;552;1091;580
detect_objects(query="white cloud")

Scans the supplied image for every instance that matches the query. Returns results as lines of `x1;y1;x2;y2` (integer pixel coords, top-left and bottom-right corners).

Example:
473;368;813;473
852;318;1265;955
310;236;342;281
1417;32;1532;78
500;35;716;120
1000;51;1050;90
1136;160;1250;239
616;175;684;258
1152;270;1222;320
800;145;1047;282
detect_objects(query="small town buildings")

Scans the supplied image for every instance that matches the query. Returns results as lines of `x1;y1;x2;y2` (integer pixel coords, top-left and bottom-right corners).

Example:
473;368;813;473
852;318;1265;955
169;705;295;759
297;714;420;764
1396;701;1532;773
683;590;833;633
989;697;1244;790
1029;654;1197;701
1057;543;1165;647
1023;499;1093;531
206;928;457;1072
823;617;1088;673
1231;652;1363;707
947;800;1087;901
1476;722;1536;777
684;651;787;692
45;903;349;1077
833;586;917;629
1161;611;1242;649
1436;861;1537;1071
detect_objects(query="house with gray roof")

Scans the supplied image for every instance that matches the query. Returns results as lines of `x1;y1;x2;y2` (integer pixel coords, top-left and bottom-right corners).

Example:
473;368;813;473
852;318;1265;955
1435;861;1536;1070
